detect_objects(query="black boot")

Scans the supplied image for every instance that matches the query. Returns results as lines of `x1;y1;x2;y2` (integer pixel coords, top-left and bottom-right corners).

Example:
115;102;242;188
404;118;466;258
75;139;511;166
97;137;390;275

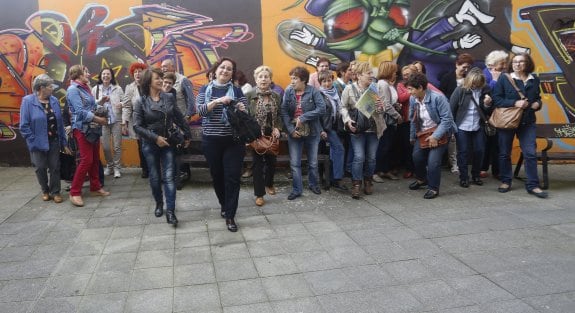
155;202;164;217
166;210;178;226
226;218;237;232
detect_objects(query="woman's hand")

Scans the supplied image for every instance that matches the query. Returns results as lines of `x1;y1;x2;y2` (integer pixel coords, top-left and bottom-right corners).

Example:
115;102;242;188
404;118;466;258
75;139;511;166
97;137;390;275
183;139;191;148
320;131;328;140
291;130;301;138
530;101;541;110
346;120;356;133
62;146;73;155
375;99;384;113
99;95;110;105
93;116;107;125
272;128;280;139
218;96;233;105
514;99;529;109
484;94;493;106
121;124;129;136
426;135;439;148
236;102;246;112
156;136;170;147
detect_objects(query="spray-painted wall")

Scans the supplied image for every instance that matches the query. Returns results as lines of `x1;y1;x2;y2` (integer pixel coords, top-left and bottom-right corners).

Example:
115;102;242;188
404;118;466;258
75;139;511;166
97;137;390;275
1;0;573;166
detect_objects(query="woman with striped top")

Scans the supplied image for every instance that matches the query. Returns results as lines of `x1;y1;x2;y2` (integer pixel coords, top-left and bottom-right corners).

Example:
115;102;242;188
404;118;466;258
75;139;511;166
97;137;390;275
197;57;248;232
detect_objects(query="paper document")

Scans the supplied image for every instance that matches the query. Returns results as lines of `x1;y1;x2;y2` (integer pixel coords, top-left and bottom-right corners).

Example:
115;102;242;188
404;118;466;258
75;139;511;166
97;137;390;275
355;88;378;119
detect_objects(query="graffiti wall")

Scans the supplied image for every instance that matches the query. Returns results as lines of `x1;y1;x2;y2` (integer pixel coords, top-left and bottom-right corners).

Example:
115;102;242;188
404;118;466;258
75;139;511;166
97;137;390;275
0;0;573;166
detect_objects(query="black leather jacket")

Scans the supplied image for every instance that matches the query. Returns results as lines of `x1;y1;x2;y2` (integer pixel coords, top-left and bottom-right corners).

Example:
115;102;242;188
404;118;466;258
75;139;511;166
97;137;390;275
133;93;191;144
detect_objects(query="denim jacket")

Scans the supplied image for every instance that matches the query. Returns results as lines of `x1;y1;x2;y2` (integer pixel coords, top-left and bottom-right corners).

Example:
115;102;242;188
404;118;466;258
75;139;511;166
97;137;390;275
409;89;457;141
19;94;67;152
66;81;96;132
280;85;326;136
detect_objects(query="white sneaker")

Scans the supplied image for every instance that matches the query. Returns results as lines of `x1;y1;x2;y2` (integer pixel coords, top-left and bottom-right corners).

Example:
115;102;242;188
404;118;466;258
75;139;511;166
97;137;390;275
104;167;111;176
114;169;121;178
372;174;385;183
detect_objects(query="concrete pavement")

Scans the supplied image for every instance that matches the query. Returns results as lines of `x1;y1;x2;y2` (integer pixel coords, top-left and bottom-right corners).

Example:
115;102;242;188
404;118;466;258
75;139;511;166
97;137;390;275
0;165;574;313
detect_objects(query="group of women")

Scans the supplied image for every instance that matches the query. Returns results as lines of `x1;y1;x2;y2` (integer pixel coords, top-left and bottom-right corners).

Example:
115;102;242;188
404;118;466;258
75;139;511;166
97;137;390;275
19;52;549;233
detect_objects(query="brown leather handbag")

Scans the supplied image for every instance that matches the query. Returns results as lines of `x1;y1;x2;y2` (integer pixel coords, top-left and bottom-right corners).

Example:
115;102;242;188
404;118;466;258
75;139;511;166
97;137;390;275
249;135;279;155
416;126;448;149
489;74;525;129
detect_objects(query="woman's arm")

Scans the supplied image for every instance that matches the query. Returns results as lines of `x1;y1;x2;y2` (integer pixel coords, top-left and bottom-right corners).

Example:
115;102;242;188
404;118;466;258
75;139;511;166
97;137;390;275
132;97;158;143
52;96;68;147
280;89;295;134
492;75;518;108
19;96;33;140
299;88;326;122
339;86;352;124
67;87;95;125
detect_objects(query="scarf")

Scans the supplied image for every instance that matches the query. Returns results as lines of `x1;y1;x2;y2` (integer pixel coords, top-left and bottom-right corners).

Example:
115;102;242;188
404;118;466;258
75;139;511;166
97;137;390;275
205;80;235;104
319;86;340;119
204;80;236;125
74;80;92;95
254;88;278;133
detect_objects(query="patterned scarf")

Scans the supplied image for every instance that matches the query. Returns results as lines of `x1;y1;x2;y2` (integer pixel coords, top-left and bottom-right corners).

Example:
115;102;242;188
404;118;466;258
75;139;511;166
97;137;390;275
254;88;278;133
319;86;340;119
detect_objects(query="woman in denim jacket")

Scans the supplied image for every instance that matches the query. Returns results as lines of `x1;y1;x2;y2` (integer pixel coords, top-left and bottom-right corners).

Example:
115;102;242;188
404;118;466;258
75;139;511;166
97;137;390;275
67;65;110;207
280;66;326;200
492;53;547;198
20;74;68;203
407;72;457;199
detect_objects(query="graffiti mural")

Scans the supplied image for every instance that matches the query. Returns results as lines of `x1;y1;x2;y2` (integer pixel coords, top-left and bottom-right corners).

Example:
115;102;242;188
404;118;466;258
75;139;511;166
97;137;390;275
269;0;574;149
0;3;253;142
0;0;573;166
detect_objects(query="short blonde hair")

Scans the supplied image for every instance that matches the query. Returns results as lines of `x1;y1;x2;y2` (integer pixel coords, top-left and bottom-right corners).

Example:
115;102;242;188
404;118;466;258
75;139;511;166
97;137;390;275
253;65;273;80
462;67;486;90
354;62;371;75
377;61;398;80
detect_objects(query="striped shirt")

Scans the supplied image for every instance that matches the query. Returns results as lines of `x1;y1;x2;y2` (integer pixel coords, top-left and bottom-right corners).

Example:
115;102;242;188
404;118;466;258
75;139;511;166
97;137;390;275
197;84;247;136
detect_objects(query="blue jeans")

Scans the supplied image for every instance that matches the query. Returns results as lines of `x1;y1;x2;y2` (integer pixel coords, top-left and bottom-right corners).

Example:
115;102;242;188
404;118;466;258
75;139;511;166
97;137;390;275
202;136;245;219
142;141;176;211
287;134;320;195
326;129;344;181
498;123;539;191
412;141;448;192
350;132;378;181
455;129;485;181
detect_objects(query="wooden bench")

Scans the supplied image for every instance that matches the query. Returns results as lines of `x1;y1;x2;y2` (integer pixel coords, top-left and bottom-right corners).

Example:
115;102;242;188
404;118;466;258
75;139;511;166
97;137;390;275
514;123;575;189
180;127;332;188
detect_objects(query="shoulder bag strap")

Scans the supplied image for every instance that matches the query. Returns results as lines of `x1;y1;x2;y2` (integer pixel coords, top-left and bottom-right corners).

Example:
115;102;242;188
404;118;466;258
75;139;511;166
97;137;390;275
504;73;526;99
350;84;361;100
469;94;489;122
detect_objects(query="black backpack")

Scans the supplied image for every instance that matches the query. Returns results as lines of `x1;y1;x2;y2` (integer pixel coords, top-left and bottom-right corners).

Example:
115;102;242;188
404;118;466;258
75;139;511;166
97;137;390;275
224;100;262;143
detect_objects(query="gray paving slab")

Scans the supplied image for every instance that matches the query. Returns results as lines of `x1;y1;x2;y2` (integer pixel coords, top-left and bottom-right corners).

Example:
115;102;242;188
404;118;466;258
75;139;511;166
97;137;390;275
0;165;574;312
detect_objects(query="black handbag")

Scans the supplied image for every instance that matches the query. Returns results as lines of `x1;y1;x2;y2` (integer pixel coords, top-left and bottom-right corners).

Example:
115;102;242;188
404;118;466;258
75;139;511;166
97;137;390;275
59;151;76;181
469;95;497;137
346;108;371;133
167;127;184;147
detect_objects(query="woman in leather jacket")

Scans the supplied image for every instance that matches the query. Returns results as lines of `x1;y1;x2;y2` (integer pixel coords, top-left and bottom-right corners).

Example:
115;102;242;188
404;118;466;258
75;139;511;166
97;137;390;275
133;68;192;225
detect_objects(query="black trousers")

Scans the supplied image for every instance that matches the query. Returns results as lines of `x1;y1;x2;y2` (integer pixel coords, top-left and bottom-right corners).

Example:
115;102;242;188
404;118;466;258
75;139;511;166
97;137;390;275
202;135;245;219
252;152;277;197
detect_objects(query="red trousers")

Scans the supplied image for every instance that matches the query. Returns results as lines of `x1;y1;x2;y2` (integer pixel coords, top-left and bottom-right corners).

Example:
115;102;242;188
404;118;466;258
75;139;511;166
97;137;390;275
70;129;102;196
